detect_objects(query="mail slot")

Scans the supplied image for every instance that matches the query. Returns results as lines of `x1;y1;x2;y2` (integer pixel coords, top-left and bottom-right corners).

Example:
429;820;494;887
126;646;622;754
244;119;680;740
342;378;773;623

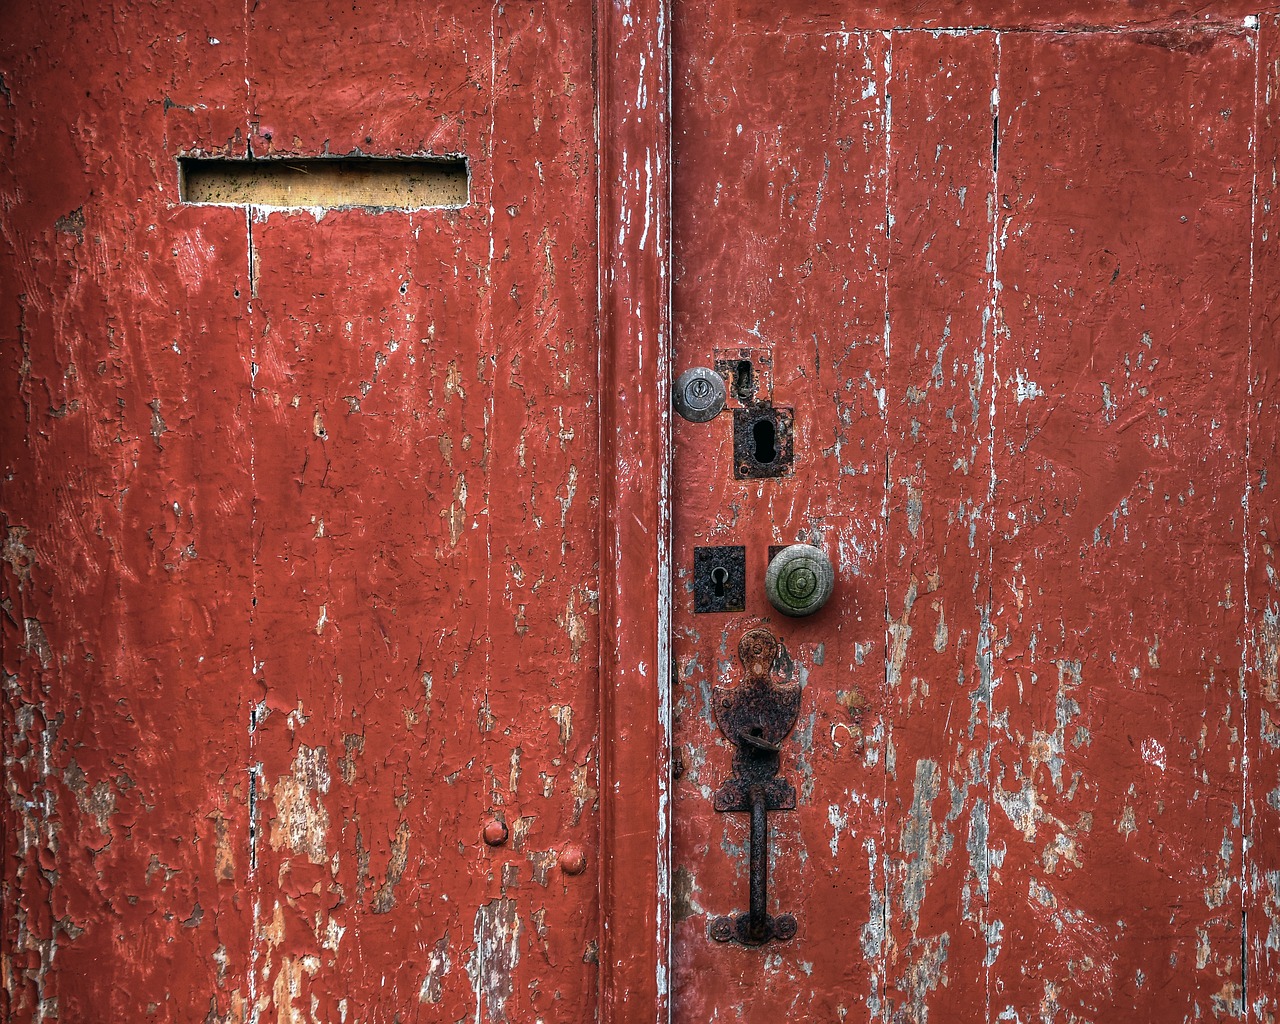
178;156;469;210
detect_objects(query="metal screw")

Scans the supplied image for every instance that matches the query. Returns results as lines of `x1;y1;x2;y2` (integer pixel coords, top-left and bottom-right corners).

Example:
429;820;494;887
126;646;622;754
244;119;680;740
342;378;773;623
710;916;734;943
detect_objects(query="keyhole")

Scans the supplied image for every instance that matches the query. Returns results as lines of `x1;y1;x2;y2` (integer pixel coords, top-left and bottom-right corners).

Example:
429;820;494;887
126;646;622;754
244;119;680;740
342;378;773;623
753;418;777;464
734;360;755;401
712;565;729;598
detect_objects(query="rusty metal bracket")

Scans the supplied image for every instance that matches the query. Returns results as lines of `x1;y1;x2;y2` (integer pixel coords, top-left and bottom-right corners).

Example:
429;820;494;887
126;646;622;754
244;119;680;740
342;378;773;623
709;627;800;946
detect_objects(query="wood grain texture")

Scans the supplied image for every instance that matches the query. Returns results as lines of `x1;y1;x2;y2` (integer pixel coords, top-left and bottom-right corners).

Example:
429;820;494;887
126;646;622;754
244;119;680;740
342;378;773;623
597;0;673;1019
1247;15;1280;1024
987;27;1254;1021
881;30;998;1024
3;3;1277;1023
671;17;890;1020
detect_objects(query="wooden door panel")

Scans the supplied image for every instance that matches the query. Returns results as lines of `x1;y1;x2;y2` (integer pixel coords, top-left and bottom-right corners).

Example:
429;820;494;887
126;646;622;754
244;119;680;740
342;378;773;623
671;20;891;1021
1;4;601;1022
672;11;1270;1024
987;28;1254;1020
881;30;999;1024
6;4;1280;1023
244;207;493;1017
1248;18;1280;1024
0;6;257;1018
234;8;604;1020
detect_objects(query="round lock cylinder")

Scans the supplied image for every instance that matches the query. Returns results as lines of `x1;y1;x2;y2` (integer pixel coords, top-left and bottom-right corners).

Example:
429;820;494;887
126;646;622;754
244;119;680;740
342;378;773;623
673;366;727;422
765;544;835;617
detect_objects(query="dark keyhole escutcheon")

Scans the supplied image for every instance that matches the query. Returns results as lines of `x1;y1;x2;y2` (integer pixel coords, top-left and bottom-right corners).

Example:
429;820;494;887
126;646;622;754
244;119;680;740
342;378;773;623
693;546;746;613
733;405;793;479
709;627;800;946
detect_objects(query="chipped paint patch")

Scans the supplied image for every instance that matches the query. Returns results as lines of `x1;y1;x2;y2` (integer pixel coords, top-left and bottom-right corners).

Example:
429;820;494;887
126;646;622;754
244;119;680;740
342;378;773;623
468;899;521;1023
419;933;452;1004
269;745;331;864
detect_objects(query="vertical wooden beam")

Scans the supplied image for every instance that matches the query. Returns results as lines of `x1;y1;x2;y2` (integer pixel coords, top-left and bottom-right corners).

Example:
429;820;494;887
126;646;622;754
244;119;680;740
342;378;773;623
988;28;1254;1020
597;1;672;1021
882;30;998;1023
1246;15;1280;1022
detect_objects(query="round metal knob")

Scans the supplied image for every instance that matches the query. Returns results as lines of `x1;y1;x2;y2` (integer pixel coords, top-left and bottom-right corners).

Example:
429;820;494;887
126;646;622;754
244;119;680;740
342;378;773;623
765;544;834;617
673;366;727;422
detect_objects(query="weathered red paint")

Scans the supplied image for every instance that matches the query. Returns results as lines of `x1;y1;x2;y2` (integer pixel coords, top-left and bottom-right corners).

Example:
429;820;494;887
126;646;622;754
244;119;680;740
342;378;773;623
1249;21;1280;1024
986;28;1256;1020
3;4;604;1021
881;30;997;1023
671;3;1280;1022
5;3;1280;1024
671;19;890;1020
596;0;672;1020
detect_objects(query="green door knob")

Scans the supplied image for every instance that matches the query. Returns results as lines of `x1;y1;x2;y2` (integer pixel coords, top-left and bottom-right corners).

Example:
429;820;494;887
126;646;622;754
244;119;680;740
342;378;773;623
765;544;834;616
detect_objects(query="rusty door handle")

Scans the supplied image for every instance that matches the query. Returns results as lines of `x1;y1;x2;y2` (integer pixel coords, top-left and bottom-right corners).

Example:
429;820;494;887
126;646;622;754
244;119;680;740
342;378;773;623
709;628;800;946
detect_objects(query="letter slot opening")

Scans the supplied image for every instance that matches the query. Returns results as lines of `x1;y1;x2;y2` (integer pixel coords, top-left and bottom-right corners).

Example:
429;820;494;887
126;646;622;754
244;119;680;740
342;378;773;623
179;156;469;211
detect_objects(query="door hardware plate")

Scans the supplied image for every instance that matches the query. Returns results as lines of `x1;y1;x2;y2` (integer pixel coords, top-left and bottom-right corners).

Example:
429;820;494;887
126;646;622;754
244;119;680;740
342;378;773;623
710;911;797;945
693;545;747;613
713;349;774;407
733;405;794;479
709;627;801;945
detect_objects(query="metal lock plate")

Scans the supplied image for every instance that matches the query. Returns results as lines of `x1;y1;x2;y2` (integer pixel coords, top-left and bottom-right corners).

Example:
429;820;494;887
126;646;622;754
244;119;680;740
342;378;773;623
709;628;802;946
733;405;794;479
693;545;746;613
714;355;760;405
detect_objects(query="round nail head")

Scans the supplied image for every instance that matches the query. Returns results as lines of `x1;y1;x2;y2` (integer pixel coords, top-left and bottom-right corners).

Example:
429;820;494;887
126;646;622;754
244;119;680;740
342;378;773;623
559;843;587;875
482;817;509;846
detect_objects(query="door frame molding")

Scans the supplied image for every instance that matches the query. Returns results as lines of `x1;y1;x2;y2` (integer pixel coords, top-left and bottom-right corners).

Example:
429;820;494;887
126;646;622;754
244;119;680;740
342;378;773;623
596;0;673;1020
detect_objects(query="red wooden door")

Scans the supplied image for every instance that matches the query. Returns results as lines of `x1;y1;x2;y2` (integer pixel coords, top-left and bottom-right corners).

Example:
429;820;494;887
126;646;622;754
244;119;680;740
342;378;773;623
670;4;1280;1022
6;4;1280;1024
1;5;615;1021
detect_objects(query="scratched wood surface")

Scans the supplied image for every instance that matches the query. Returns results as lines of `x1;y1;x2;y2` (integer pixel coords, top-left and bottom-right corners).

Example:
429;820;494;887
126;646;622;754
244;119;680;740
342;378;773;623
671;20;892;1020
881;30;997;1024
1;3;600;1021
1248;16;1280;1024
5;2;1280;1023
986;28;1255;1020
672;7;1279;1023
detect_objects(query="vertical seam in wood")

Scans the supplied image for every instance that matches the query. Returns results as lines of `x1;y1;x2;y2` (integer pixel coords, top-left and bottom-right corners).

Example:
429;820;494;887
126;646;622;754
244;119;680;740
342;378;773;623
1243;15;1261;1018
881;29;895;1016
985;32;1002;1024
596;0;672;1018
243;5;263;1015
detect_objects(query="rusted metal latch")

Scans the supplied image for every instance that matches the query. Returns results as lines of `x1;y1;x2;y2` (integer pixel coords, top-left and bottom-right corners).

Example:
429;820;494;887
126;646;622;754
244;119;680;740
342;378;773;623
710;627;800;946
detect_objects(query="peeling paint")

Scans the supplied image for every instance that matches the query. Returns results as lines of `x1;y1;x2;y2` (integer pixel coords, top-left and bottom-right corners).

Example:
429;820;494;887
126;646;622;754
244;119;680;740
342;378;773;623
468;899;521;1024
